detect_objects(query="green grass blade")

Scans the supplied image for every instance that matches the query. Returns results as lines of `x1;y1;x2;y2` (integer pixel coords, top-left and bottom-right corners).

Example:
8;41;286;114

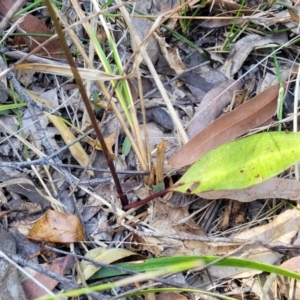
0;103;26;111
91;256;300;281
172;132;300;194
39;259;202;299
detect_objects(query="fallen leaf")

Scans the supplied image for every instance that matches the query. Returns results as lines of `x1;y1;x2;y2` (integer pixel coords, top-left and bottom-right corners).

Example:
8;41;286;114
154;32;186;74
223;209;300;278
220;33;288;78
146;201;205;238
50;116;95;175
163;209;300;279
186;79;242;139
280;256;300;273
172;132;300;194
16;69;35;88
79;247;138;282
27;210;85;243
179;64;227;92
0;0;65;58
139;123;178;159
131;235;164;256
288;6;300;22
270;254;300;299
87;131;116;153
0;177;61;207
22;255;75;299
168;84;279;169
22;108;49;150
199;178;300;202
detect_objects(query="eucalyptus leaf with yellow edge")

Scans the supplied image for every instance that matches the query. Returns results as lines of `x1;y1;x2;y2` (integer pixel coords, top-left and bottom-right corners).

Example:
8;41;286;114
78;247;138;283
172;132;300;194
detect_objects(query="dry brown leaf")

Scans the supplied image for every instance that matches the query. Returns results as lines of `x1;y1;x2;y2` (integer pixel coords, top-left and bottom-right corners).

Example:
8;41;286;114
207;209;300;279
288;7;300;22
270;255;300;299
22;255;75;299
147;201;205;237
0;0;65;58
280;256;300;273
168;84;279;169
153;32;186;74
220;33;288;78
49;115;95;176
131;235;164;256
87;131;116;153
161;209;300;279
186;79;242;139
27;210;85;243
199;178;300;202
0;177;61;207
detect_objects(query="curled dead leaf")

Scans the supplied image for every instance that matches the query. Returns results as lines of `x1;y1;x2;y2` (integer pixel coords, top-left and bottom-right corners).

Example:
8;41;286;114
27;210;85;243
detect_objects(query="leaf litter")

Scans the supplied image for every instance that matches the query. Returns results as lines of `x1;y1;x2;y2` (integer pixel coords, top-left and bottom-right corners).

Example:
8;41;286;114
1;0;300;299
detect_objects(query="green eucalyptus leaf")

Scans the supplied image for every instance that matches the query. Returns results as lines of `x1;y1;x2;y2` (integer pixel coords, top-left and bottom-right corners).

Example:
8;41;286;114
172;132;300;194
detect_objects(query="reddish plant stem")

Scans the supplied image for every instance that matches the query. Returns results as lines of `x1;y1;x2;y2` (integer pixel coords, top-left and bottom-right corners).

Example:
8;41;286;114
44;0;126;205
122;187;171;210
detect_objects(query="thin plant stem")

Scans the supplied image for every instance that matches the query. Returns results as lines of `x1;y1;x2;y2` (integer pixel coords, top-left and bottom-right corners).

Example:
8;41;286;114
44;0;126;204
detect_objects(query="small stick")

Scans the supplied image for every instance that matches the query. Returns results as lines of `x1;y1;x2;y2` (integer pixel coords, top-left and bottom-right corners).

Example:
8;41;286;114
5;69;75;185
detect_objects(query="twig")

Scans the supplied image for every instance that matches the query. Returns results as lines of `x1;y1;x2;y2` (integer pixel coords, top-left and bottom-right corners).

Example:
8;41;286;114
5;50;73;65
143;61;210;98
6;75;61;116
5;69;75;185
0;128;94;170
4;250;78;290
121;223;300;253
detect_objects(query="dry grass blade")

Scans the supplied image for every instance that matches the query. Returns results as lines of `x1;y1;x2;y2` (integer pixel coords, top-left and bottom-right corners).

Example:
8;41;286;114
26;90;94;176
69;0;147;170
116;0;189;144
13;63;133;81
